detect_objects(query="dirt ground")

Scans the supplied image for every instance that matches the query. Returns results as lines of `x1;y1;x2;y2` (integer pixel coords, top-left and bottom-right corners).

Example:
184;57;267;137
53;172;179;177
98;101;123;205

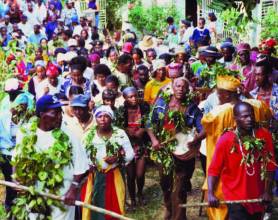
1;161;278;220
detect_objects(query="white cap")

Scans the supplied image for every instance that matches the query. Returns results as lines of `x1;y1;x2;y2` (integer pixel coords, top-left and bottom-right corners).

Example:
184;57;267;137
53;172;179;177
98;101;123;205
64;51;78;62
5;78;20;91
68;38;77;47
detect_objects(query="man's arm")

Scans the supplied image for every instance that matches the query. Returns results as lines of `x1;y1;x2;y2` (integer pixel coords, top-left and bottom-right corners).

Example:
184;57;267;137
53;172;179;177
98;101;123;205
208;175;220;207
262;171;274;203
64;172;88;205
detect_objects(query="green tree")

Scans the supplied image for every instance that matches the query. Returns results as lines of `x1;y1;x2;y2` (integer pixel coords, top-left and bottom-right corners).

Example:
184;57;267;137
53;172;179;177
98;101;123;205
129;4;180;36
261;8;278;40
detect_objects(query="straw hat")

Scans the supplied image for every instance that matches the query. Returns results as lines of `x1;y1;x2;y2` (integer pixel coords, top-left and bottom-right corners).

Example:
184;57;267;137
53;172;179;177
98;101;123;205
139;35;156;51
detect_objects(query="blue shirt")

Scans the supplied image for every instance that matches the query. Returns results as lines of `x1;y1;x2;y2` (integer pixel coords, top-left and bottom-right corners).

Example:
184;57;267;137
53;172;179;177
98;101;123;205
191;27;210;45
60;77;91;99
0;112;15;156
28;33;46;45
148;96;203;133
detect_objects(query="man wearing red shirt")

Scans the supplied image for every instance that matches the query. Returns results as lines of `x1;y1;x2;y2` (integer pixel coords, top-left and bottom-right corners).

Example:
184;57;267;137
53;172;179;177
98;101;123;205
208;102;275;220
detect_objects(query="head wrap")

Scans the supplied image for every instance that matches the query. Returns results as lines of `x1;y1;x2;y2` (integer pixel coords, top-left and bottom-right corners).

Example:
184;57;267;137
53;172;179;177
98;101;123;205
88;53;101;63
94;105;114;120
46;63;59;77
11;93;34;110
123;87;137;97
5;78;20;91
35;60;46;68
216;75;241;92
152;59;166;74
237;43;251;53
122;42;134;54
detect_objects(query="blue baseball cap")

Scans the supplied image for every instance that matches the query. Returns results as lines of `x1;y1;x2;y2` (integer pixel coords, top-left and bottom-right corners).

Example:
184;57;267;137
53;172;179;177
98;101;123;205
70;94;90;107
36;95;64;116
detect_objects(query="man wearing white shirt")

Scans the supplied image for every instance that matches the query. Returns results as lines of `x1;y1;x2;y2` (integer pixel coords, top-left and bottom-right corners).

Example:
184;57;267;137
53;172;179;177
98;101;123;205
14;95;89;220
25;3;39;27
18;15;32;37
35;0;47;24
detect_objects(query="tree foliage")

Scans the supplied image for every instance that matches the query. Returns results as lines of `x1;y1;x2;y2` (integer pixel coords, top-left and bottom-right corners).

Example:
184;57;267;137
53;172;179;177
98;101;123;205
106;0;129;30
261;8;278;40
208;0;258;20
129;4;181;36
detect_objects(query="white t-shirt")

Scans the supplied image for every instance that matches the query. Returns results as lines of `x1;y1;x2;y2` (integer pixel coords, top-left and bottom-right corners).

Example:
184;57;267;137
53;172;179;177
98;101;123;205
83;67;94;82
15;126;89;220
83;127;134;170
36;77;62;100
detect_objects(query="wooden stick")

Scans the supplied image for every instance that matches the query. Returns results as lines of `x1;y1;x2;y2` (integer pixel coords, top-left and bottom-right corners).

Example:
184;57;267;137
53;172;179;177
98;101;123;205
179;198;263;208
0;180;134;220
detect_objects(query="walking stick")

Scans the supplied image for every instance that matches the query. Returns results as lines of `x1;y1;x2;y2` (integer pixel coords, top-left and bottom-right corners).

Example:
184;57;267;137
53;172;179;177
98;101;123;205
0;180;134;220
180;198;263;208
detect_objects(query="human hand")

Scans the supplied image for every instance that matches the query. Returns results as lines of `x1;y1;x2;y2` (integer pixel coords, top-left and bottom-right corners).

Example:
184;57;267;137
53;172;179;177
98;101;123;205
208;192;219;207
152;139;161;151
44;86;49;94
64;186;78;205
104;155;118;164
173;149;197;161
262;192;273;204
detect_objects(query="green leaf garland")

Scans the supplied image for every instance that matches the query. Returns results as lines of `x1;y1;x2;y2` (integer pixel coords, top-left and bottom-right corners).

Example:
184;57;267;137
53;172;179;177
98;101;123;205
10;117;73;219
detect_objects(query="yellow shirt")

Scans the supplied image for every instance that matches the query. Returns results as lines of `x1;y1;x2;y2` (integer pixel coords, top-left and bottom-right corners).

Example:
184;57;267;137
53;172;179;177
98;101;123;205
144;78;171;104
202;99;272;220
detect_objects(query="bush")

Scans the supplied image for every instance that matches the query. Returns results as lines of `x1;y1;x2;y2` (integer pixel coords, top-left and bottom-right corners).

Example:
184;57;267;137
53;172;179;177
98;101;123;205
261;8;278;40
129;4;181;36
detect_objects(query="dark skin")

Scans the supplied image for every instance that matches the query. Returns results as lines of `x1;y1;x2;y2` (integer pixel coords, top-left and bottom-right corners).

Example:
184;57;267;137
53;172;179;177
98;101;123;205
96;114;118;164
205;56;217;67
238;50;250;66
124;91;146;206
70;69;86;85
147;79;203;160
146;51;156;64
221;47;233;62
154;67;167;82
38;107;87;205
72;106;92;126
217;88;239;105
254;66;272;94
117;59;133;74
208;103;274;207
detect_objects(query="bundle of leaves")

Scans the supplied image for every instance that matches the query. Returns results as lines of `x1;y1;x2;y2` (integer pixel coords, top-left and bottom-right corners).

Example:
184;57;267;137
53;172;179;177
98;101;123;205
149;90;194;174
84;126;126;170
11;118;73;219
200;63;241;88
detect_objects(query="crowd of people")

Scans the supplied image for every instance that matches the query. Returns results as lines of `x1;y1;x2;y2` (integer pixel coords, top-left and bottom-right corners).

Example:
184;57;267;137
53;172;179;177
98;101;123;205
0;1;278;220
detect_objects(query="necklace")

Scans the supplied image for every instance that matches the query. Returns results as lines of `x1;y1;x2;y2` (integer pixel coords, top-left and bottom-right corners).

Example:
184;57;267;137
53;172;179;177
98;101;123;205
236;129;256;176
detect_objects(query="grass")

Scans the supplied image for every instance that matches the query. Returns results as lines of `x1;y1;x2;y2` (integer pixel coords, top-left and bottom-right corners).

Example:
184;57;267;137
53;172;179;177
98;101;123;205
1;162;278;220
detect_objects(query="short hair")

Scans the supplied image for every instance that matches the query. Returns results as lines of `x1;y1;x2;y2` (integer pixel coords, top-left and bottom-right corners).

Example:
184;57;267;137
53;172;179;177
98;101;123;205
233;101;253;117
69;56;88;73
199;17;206;24
105;75;120;87
146;48;157;57
118;54;132;65
255;59;272;75
208;12;217;22
106;46;118;58
102;89;117;100
137;65;149;72
94;64;111;77
159;53;173;65
166;16;174;24
63;29;72;38
68;85;84;96
132;48;144;59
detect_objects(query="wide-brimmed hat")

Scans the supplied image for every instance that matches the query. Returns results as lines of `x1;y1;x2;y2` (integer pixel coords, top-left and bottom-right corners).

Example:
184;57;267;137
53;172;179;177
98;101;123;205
201;46;222;58
139;35;156;51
